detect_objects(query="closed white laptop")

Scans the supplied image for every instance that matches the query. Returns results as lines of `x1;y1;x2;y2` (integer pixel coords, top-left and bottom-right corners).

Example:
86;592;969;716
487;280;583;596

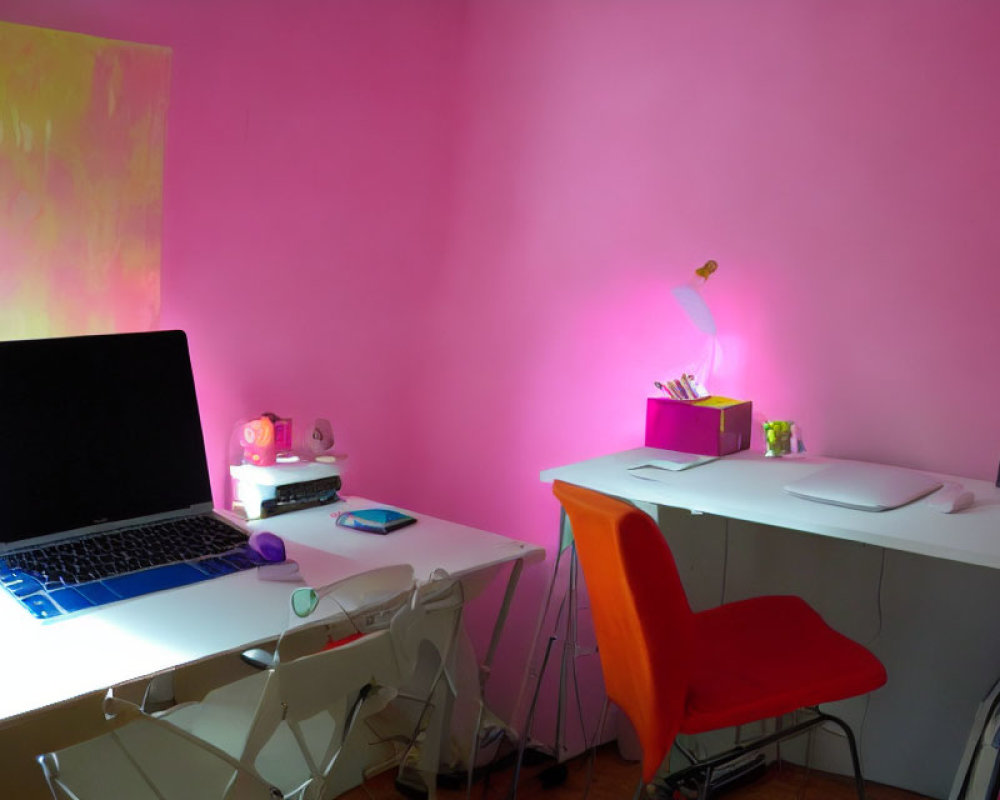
784;462;943;512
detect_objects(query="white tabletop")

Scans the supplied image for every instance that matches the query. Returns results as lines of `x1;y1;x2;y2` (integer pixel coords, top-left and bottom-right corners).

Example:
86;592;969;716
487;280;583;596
541;448;1000;570
0;496;543;725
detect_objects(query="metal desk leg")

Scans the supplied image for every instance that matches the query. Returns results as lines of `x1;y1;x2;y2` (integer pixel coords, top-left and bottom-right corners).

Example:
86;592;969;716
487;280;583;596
465;557;526;798
507;509;582;799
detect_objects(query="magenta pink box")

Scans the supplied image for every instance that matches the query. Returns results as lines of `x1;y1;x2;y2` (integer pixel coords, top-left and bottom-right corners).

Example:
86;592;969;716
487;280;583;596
645;396;753;456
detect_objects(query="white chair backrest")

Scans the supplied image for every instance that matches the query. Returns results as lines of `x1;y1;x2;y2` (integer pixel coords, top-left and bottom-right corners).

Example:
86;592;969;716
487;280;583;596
229;564;420;799
35;563;475;800
38;703;280;800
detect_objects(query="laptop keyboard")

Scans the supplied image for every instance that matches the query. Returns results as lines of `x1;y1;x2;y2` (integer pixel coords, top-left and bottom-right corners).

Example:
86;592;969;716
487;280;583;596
0;516;268;620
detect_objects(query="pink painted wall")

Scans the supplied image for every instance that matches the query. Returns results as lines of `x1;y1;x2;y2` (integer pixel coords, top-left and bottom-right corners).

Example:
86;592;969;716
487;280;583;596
4;0;1000;723
424;0;1000;540
1;0;466;507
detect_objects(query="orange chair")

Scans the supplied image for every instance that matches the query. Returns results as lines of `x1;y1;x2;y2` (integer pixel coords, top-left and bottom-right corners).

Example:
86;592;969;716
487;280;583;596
552;480;887;799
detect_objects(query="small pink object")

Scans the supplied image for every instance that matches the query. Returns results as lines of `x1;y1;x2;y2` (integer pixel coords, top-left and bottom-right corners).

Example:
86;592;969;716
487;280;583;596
241;417;276;466
309;418;335;454
273;418;292;452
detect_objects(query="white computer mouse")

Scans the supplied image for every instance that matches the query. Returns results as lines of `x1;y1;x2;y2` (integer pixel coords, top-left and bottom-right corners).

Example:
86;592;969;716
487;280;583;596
926;482;974;513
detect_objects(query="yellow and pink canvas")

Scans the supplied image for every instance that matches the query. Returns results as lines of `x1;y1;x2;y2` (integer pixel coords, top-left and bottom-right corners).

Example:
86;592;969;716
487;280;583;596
0;21;170;340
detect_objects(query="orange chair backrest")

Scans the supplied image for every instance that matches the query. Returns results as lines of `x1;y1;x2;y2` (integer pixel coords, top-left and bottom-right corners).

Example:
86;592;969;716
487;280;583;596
553;480;695;783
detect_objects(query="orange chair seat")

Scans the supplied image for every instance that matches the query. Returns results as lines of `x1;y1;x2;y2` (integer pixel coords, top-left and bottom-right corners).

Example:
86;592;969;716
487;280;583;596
682;595;887;735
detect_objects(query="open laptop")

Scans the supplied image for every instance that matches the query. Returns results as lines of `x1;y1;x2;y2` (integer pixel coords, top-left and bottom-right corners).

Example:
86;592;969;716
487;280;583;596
0;330;267;620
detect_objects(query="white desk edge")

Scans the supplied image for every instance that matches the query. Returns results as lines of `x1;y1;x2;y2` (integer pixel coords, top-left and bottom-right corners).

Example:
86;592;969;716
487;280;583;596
540;447;1000;571
1;496;544;725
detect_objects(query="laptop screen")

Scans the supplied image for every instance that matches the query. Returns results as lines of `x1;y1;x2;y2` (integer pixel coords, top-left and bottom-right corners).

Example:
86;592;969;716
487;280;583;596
0;330;214;547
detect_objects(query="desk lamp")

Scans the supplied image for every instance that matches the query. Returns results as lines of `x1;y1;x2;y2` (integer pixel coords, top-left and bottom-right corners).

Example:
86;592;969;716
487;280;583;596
670;260;719;391
671;260;718;335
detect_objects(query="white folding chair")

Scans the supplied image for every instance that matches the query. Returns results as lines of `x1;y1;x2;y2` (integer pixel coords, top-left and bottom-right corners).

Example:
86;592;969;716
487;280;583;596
39;564;434;800
389;571;467;797
388;569;517;799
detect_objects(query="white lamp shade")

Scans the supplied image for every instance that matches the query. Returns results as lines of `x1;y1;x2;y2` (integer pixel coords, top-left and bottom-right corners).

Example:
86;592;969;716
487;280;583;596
671;285;717;335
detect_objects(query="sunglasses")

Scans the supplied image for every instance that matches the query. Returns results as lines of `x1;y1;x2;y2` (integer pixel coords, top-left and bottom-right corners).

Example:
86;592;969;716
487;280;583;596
291;587;321;618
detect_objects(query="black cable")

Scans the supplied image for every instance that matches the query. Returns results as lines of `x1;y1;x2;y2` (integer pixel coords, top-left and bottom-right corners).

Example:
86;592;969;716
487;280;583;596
720;517;730;606
855;547;886;779
869;547;887;645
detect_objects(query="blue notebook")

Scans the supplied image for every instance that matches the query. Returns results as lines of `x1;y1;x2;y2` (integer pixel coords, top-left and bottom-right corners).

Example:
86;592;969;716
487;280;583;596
336;509;417;534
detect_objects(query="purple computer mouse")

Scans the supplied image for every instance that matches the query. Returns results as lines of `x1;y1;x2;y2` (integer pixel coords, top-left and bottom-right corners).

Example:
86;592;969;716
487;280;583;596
249;531;286;563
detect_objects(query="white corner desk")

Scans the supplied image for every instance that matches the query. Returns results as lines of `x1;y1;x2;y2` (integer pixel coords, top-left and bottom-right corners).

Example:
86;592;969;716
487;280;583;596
539;446;1000;798
0;496;543;745
541;447;1000;570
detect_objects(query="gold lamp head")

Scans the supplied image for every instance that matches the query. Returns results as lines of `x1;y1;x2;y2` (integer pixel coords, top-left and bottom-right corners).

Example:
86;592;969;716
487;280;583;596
694;260;718;281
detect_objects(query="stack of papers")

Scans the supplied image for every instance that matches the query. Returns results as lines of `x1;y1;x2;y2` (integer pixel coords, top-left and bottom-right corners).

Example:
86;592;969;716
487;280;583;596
628;451;718;482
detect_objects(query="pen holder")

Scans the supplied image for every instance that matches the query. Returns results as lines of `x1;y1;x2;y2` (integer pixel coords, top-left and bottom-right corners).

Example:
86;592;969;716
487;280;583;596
645;396;753;456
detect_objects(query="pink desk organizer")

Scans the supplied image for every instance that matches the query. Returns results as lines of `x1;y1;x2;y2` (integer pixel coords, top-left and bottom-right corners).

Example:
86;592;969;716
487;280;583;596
645;396;753;456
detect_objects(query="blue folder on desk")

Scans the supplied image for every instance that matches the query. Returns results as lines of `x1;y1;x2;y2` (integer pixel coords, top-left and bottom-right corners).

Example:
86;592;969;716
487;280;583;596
0;331;265;620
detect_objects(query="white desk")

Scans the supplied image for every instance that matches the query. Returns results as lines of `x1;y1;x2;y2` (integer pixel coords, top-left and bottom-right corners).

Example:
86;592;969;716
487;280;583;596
0;496;543;725
539;447;1000;798
540;447;1000;570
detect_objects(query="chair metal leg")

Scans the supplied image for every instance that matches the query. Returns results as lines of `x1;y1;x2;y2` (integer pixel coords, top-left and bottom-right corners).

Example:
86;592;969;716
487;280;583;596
591;696;611;751
506;511;577;800
674;741;699;765
506;634;558;800
656;712;868;800
466;558;526;799
509;513;571;743
820;715;868;800
553;544;583;761
697;765;714;800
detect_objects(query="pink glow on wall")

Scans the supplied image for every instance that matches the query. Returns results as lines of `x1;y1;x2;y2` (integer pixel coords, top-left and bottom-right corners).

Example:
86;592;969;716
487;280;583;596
3;0;1000;723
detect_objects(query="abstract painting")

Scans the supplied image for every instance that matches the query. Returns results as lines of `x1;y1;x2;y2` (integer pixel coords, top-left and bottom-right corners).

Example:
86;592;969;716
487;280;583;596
0;21;171;340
